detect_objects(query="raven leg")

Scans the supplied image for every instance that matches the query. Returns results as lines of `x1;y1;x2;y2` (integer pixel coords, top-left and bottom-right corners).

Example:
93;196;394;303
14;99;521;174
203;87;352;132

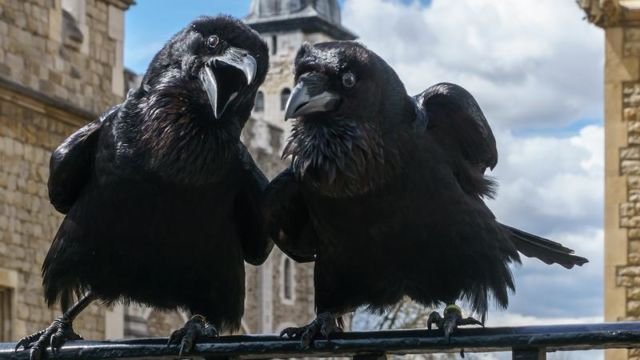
280;312;344;348
167;314;218;356
15;293;95;360
427;304;483;340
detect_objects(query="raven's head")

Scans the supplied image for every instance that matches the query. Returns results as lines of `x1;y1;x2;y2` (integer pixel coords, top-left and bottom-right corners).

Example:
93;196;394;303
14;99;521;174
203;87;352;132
140;16;268;125
126;16;268;183
283;42;413;197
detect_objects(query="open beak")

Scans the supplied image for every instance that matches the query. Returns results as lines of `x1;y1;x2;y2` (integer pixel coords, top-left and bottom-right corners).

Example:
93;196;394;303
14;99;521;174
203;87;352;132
199;46;257;120
284;73;341;120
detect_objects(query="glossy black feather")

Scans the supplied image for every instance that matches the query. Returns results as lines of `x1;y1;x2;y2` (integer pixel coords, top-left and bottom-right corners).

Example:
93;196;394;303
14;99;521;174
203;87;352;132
48;106;118;213
42;16;271;332
266;41;587;322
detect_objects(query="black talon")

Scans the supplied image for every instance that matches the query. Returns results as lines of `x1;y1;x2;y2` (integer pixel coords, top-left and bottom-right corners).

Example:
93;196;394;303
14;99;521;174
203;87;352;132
15;331;45;351
15;293;94;360
15;318;83;360
167;314;218;356
279;312;342;348
427;304;483;340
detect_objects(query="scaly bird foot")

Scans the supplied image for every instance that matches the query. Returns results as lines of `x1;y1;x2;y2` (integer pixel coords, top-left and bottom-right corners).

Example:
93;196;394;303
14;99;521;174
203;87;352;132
15;317;82;360
280;312;343;349
427;304;483;340
167;314;218;356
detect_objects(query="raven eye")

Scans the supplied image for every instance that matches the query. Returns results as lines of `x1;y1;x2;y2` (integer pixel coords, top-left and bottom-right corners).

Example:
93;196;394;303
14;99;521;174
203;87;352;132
206;35;220;49
342;72;356;88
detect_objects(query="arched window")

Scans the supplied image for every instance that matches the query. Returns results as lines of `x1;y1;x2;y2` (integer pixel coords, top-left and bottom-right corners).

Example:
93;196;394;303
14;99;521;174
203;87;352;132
255;91;264;112
281;257;295;304
283;258;292;300
280;88;291;111
271;35;277;55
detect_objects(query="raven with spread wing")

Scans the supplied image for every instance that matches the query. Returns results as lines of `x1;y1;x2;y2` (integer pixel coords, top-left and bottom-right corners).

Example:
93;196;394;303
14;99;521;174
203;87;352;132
15;16;271;359
265;41;587;344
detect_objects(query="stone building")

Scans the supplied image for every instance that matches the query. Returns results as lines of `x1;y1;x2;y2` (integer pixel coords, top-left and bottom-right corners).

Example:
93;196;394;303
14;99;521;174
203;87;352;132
580;1;640;359
0;0;355;344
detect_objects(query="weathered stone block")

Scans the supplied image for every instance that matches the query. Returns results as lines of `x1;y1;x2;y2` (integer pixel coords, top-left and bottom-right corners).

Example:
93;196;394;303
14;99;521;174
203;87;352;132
622;160;640;174
622;147;640;159
628;300;640;315
622;202;637;217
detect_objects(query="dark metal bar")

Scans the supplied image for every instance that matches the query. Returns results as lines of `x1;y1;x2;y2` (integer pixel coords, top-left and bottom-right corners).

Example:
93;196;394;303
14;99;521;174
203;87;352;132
353;353;387;360
1;322;639;359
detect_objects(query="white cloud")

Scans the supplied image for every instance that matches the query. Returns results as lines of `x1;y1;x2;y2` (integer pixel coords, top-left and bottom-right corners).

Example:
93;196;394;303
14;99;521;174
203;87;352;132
489;125;603;235
342;0;603;130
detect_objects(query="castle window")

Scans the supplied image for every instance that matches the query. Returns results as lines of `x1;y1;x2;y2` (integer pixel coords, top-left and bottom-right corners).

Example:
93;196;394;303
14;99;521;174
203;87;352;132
61;0;86;47
0;269;17;342
262;0;282;16
0;286;12;341
281;88;291;111
281;257;295;304
255;91;265;112
271;35;278;55
288;0;303;12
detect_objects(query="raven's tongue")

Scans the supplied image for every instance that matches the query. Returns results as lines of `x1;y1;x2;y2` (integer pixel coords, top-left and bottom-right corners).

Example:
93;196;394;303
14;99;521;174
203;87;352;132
199;63;244;120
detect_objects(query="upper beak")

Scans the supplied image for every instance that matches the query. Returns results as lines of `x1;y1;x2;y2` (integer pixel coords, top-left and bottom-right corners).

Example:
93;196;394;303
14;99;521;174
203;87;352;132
199;46;258;120
284;73;341;120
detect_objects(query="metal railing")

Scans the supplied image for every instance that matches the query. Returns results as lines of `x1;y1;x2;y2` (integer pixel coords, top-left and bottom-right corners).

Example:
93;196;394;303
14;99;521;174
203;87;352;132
1;322;639;359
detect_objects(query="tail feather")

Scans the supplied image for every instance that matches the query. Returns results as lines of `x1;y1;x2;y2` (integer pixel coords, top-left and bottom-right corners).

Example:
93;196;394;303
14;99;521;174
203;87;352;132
500;224;588;269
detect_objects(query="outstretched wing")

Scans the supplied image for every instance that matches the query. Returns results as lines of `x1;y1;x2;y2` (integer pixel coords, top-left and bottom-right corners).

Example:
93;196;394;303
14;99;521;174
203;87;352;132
416;82;497;198
417;83;588;268
235;143;274;265
48;106;119;213
263;167;317;263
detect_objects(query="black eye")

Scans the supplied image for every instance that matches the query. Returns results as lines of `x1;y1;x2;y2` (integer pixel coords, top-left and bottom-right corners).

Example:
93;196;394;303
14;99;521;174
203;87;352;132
342;72;356;88
206;35;220;49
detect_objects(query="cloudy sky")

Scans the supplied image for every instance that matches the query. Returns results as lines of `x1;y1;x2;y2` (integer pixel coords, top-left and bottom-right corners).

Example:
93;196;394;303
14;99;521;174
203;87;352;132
125;1;604;358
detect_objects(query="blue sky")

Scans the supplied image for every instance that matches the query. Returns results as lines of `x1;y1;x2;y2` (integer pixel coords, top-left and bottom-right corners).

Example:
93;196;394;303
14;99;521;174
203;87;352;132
124;2;605;353
124;1;432;73
125;1;248;73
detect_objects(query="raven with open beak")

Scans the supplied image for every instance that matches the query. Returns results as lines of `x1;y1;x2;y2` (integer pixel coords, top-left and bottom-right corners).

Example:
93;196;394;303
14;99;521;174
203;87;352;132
15;16;271;360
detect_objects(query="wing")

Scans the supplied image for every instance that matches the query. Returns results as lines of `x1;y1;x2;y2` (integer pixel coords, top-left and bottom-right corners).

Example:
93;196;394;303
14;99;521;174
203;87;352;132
417;82;497;171
235;143;274;265
262;167;317;263
417;84;588;268
48;106;119;213
416;83;497;198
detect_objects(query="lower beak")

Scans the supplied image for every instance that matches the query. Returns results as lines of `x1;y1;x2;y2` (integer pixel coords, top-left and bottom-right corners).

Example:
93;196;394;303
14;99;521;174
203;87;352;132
199;46;257;120
284;73;341;120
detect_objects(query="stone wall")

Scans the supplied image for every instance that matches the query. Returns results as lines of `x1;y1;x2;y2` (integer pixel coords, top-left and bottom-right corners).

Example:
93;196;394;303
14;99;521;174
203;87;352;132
0;0;132;342
0;88;105;341
0;0;127;116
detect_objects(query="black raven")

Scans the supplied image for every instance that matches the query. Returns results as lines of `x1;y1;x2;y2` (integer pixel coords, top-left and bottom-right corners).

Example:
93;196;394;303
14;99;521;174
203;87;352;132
265;41;588;344
15;16;271;359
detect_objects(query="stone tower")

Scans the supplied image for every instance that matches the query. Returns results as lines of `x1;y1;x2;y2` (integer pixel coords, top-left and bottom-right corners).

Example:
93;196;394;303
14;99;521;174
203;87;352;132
240;0;356;334
580;1;640;359
0;0;133;341
245;0;356;136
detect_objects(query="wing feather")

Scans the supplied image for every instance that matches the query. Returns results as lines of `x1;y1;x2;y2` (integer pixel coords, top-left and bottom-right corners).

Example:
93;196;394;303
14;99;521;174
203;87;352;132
263;168;317;263
48;106;118;213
